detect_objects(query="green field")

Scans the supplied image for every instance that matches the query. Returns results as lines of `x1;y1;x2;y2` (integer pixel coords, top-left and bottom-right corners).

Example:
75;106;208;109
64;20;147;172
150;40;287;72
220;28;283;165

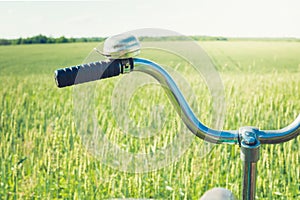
0;41;299;199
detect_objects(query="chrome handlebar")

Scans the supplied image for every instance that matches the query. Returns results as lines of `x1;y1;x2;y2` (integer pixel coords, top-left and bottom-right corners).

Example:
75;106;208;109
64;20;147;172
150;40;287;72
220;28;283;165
54;31;299;145
133;57;300;145
54;32;299;199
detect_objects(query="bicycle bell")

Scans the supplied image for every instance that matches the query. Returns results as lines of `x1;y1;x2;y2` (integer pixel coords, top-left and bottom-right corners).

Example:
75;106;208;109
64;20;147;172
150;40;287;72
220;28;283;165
96;33;141;59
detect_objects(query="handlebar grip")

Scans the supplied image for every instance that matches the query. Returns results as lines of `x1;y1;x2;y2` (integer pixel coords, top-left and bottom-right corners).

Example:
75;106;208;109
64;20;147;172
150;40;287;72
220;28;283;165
54;58;133;88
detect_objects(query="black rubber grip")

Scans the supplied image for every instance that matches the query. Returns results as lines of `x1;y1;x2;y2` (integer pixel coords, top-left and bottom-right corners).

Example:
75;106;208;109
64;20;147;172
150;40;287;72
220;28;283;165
54;59;133;88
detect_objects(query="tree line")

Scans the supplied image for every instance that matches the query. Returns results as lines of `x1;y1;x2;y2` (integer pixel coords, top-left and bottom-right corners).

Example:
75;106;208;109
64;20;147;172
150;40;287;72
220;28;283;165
0;34;106;45
0;34;229;46
139;35;227;41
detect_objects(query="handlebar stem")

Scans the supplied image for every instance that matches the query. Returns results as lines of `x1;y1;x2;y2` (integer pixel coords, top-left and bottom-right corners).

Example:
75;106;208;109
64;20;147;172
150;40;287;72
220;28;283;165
239;127;261;200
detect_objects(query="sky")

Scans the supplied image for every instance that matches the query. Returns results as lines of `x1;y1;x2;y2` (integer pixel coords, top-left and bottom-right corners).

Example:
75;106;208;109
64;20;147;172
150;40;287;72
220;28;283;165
0;0;299;39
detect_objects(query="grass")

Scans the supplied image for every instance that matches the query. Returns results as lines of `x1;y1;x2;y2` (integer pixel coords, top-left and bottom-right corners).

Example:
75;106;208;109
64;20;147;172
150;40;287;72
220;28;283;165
0;41;299;199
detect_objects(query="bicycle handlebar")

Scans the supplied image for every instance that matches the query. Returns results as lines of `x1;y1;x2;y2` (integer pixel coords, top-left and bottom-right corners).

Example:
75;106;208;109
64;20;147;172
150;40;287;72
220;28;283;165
54;57;299;145
54;58;133;88
132;58;299;144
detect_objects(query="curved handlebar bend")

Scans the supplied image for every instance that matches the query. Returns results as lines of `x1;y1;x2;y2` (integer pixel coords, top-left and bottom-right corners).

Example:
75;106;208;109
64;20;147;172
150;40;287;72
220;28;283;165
258;114;300;144
133;58;239;144
133;58;299;145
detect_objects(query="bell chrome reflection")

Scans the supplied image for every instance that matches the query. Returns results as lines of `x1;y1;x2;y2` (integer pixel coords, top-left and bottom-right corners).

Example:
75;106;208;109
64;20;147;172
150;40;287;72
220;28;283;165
100;33;141;59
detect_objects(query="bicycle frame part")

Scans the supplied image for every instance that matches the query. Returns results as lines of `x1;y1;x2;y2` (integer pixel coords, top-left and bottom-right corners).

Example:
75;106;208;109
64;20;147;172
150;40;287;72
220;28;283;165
239;127;260;200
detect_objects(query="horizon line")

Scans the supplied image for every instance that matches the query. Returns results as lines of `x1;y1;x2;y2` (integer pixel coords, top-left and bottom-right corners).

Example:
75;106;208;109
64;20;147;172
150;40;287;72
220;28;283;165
1;34;300;40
